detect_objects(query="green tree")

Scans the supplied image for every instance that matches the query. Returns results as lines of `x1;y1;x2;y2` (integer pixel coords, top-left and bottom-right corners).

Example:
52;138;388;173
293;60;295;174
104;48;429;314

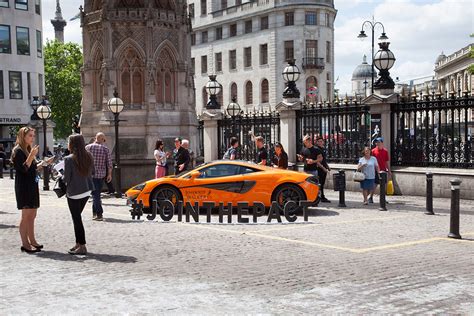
44;40;83;139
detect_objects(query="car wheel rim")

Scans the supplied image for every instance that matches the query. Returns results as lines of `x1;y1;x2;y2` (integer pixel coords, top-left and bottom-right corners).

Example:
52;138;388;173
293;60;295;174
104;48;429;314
156;189;178;204
277;188;303;207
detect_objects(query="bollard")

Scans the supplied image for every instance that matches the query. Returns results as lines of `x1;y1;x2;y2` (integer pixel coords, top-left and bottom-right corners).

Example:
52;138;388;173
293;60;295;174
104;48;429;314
425;172;434;215
448;179;462;239
337;170;346;207
0;159;3;179
379;171;387;211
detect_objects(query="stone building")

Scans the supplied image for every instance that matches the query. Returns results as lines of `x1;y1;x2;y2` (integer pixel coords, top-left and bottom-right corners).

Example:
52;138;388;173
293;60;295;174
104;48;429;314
189;0;336;114
351;55;373;98
80;0;196;188
435;44;473;94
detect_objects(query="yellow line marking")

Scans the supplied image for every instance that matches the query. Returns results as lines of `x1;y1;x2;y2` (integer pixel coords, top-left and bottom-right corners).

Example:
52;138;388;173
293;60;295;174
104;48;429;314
354;237;446;253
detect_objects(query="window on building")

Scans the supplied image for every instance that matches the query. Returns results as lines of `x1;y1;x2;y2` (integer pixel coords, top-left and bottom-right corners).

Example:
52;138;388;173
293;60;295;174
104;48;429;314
245;20;252;34
261;79;269;103
38;73;43;96
244;47;251;68
188;3;194;18
215;27;222;40
235;0;241;5
215;52;222;72
284;40;294;61
16;27;29;55
229;49;236;70
230;82;237;101
0;0;9;8
305;12;317;25
191;58;195;74
0;71;4;99
306;40;317;59
325;13;331;27
245;81;253;105
327;83;331;101
285;12;294;26
35;0;40;14
15;0;27;10
27;72;31;100
36;30;42;57
326;72;330;81
202;86;208;106
9;71;22;99
201;55;207;74
229;23;237;37
260;16;268;30
260;44;268;65
201;31;208;44
306;76;318;103
200;0;206;15
191;33;196;46
0;25;11;54
326;41;331;63
221;0;227;10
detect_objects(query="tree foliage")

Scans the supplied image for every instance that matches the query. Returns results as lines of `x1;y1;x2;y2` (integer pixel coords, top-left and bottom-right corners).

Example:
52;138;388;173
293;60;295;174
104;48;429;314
44;41;83;139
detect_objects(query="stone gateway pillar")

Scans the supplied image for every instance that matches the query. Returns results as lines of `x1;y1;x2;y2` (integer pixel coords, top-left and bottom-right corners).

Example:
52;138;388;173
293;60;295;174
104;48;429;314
80;0;197;189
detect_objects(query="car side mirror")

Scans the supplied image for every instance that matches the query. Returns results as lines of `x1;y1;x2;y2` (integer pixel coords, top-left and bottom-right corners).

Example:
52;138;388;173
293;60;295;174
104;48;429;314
190;170;201;179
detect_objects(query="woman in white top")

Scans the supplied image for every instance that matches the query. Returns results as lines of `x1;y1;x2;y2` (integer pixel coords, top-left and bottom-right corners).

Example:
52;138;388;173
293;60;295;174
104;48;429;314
357;146;380;205
154;140;169;178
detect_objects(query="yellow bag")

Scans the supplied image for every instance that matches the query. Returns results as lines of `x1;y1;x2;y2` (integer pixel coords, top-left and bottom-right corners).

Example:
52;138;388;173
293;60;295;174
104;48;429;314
387;180;394;195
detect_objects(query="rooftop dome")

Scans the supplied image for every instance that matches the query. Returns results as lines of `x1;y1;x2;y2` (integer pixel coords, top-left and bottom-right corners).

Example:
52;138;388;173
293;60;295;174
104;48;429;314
435;52;446;65
352;55;374;80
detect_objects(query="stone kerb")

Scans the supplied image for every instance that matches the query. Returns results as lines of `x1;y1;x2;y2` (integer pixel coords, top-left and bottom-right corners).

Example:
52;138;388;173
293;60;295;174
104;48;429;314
276;98;302;164
201;109;224;162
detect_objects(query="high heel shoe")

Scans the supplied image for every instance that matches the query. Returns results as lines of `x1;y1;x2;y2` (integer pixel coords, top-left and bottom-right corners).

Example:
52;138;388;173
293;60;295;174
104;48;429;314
31;244;44;249
21;246;41;253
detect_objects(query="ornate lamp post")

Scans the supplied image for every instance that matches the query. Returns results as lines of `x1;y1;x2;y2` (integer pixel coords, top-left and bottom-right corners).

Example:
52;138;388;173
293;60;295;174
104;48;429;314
282;59;301;99
227;96;241;137
373;42;396;90
357;17;388;94
107;89;124;198
35;97;52;191
30;96;41;120
205;75;222;109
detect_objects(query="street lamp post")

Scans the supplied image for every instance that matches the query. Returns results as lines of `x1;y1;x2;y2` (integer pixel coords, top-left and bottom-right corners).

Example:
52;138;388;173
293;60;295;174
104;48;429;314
357;17;388;95
107;89;124;198
35;96;52;191
205;75;222;109
227;96;242;137
282;59;301;99
373;42;396;90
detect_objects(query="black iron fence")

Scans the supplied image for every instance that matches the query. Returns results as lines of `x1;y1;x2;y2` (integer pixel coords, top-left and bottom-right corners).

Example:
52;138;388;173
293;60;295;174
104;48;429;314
296;99;371;163
197;120;204;158
218;111;280;162
391;91;473;168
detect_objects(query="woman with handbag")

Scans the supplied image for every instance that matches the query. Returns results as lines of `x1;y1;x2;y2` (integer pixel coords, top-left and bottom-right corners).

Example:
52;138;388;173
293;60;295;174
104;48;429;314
63;134;94;255
357;147;380;205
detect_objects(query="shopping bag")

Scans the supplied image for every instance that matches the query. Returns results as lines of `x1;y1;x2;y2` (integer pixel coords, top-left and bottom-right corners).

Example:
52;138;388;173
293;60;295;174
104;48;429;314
387;180;394;195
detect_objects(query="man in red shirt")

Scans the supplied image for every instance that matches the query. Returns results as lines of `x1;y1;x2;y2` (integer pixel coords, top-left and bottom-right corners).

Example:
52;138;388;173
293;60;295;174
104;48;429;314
370;137;391;203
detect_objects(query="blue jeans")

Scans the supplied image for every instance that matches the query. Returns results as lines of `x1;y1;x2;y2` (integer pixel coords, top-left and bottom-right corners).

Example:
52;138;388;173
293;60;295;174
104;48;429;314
92;178;104;216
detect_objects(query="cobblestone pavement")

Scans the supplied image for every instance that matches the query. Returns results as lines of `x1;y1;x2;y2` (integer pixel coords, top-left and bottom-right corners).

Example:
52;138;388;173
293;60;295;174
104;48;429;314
1;177;473;314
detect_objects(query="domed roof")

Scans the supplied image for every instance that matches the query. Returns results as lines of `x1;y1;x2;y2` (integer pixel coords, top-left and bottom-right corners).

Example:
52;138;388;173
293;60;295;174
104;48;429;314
352;55;374;80
435;52;446;65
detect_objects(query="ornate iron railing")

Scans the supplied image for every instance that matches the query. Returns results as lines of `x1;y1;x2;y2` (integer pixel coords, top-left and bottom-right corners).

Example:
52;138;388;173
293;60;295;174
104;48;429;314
391;91;473;168
296;98;371;163
218;111;280;162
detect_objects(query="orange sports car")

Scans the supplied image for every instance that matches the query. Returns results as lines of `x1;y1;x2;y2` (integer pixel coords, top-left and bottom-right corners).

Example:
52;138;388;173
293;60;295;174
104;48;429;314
125;160;320;211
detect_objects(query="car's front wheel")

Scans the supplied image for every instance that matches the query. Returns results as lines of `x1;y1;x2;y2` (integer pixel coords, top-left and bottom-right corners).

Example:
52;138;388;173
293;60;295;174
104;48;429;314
149;185;183;207
272;184;306;212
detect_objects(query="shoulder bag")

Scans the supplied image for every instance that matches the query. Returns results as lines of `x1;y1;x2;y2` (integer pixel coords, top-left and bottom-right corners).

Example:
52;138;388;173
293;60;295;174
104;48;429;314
53;177;67;198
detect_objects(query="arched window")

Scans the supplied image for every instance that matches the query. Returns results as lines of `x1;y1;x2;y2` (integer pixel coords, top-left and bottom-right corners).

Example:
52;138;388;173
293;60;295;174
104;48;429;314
306;76;318;103
202;86;208;106
118;46;144;105
92;49;103;105
121;70;131;104
230;82;237;101
245;81;253;105
156;49;177;105
132;71;143;104
261;79;269;103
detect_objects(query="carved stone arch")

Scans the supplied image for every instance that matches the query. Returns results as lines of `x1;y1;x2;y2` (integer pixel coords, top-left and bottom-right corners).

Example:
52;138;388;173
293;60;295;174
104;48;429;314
115;0;145;8
114;38;146;62
155;0;176;10
154;42;179;106
115;43;145;105
153;39;179;65
90;43;104;105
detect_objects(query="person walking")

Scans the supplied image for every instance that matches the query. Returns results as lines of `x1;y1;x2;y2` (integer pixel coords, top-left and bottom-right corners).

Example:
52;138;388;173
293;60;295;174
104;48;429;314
154;139;169;178
297;135;323;178
272;142;288;169
12;127;51;253
63;134;94;255
173;138;190;175
255;136;268;166
223;137;239;160
85;132;112;221
315;136;331;203
370;137;391;203
357;146;380;205
0;144;7;170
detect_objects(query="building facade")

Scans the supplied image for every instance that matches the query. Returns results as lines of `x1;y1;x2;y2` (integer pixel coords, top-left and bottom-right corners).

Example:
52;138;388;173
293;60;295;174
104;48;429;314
80;0;196;188
351;55;373;98
0;0;49;153
190;0;336;114
435;44;473;94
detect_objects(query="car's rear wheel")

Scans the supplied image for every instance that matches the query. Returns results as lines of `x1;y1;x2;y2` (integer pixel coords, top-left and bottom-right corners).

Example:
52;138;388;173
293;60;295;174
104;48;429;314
149;185;183;207
272;184;306;212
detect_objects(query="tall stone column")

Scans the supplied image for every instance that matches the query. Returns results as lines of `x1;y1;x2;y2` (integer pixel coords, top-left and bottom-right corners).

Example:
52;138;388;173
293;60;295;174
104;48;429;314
201;109;223;162
276;98;301;164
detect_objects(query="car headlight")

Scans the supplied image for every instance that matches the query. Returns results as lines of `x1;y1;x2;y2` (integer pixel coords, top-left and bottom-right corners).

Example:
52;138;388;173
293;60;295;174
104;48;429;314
131;183;146;191
305;176;319;185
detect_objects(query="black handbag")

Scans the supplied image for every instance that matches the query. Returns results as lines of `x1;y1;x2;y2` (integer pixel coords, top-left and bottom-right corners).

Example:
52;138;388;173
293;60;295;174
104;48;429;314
53;177;67;198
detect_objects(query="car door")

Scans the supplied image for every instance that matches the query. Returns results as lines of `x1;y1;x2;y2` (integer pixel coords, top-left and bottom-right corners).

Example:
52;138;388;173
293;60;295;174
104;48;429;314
237;166;275;205
179;164;245;205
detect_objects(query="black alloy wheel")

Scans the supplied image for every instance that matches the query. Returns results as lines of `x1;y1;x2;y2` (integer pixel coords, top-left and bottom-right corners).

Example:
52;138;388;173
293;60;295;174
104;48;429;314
149;185;182;207
272;184;306;212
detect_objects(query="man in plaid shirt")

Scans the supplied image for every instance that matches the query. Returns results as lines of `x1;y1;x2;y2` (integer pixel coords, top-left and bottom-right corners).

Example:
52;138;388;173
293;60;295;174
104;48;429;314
85;132;113;221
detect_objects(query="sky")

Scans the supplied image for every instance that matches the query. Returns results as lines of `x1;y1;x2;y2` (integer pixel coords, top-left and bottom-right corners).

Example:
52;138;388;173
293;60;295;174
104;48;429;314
42;0;473;95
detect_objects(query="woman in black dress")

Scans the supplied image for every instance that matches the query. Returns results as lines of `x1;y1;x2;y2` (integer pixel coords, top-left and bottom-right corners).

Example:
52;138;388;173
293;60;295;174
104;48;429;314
272;142;289;169
12;127;43;253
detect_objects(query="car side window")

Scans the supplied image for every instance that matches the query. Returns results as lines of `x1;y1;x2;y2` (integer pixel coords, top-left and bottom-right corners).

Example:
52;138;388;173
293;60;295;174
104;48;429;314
198;164;242;178
240;166;258;174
